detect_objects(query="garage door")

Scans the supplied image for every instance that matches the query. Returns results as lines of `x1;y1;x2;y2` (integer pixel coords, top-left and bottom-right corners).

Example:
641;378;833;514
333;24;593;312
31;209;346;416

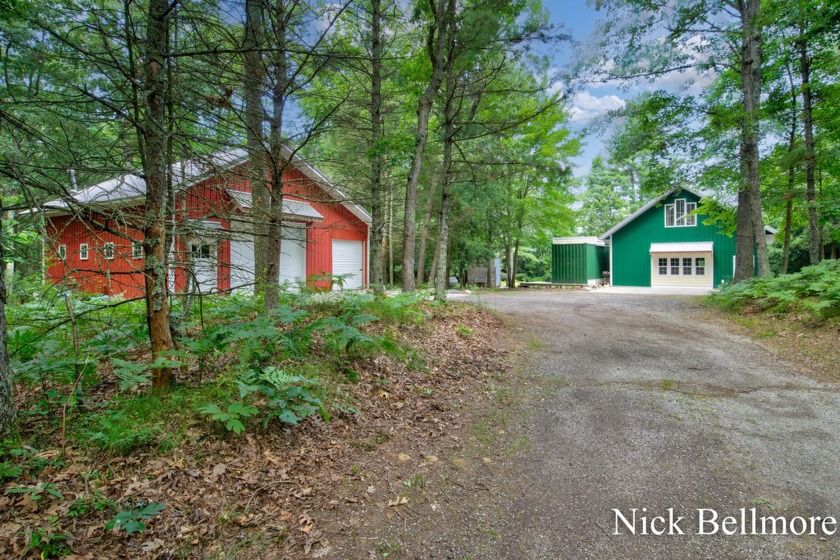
229;225;307;292
230;238;254;292
650;242;713;288
279;225;306;287
332;239;364;290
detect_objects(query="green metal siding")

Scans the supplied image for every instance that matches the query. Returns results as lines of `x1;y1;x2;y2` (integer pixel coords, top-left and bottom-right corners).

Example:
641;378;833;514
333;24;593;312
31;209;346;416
552;243;587;284
611;189;736;287
552;242;607;284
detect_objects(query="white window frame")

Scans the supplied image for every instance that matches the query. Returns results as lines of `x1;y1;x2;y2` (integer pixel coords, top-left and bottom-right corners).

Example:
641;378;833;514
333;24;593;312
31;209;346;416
79;243;89;261
682;257;693;275
57;244;67;260
657;257;668;275
685;202;697;226
670;257;680;275
132;242;144;259
665;198;698;228
695;257;706;276
664;204;675;227
103;242;115;260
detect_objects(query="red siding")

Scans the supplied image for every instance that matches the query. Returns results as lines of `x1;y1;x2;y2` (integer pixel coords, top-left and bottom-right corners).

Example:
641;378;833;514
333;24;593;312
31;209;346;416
45;160;368;297
46;214;147;298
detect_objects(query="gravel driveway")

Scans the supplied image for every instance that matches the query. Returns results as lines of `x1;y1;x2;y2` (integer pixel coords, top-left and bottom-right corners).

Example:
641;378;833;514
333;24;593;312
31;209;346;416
352;290;840;560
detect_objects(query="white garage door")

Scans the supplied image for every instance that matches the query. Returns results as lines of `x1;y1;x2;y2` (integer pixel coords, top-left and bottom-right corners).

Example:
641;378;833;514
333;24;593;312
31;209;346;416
230;238;254;292
332;239;364;290
279;225;307;287
229;225;307;292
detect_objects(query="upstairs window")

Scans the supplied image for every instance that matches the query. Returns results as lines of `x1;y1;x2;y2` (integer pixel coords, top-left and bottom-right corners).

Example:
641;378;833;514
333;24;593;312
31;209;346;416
665;199;697;227
191;243;212;259
57;245;66;260
132;242;144;259
104;242;115;260
79;243;89;261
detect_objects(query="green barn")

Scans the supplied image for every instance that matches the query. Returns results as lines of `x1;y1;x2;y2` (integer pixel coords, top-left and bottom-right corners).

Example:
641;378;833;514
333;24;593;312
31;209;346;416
598;187;775;288
551;237;609;285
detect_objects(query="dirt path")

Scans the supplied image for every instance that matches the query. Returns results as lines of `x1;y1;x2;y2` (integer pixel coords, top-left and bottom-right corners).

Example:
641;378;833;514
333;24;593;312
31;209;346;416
325;291;840;559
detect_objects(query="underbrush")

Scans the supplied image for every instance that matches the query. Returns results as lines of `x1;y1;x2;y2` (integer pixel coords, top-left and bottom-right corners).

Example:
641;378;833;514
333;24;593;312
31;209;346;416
1;285;503;558
3;288;431;473
708;260;840;321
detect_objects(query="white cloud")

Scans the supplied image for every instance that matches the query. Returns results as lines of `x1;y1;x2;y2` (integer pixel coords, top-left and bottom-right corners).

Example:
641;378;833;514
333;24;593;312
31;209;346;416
569;91;625;124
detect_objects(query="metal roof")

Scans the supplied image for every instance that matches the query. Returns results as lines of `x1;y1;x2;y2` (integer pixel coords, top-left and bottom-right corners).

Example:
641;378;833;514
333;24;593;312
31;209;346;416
649;242;714;253
552;236;605;246
226;189;324;221
39;147;371;225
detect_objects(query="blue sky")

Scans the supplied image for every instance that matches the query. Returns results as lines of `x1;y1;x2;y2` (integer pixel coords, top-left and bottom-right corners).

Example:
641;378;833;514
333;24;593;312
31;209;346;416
540;1;711;178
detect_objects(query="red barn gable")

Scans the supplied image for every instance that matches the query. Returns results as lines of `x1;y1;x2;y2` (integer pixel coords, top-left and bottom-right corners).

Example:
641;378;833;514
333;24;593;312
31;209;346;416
42;149;370;298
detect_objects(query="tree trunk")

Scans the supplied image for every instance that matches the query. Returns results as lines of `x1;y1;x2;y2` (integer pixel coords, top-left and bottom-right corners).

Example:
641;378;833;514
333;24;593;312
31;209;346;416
0;206;15;437
401;0;452;291
142;0;176;389
368;0;386;295
243;0;270;297
511;238;520;288
416;171;440;286
734;0;769;281
264;0;289;309
387;186;394;286
433;86;455;301
798;34;821;265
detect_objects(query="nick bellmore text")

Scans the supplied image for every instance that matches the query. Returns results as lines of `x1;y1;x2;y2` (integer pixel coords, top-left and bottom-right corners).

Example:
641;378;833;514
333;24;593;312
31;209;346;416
612;508;838;536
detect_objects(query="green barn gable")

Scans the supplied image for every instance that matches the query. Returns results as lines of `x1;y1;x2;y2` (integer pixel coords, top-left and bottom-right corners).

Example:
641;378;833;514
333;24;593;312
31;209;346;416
605;189;737;287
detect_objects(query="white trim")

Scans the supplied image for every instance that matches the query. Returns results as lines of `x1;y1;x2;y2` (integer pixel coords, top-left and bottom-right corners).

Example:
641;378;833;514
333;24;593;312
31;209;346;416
79;243;89;261
650;242;713;253
609;234;614;286
132;242;144;259
57;244;67;260
103;242;115;260
552;236;605;246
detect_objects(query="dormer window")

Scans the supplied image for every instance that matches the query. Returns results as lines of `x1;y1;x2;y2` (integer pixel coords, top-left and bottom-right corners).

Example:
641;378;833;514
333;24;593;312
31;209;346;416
665;199;697;228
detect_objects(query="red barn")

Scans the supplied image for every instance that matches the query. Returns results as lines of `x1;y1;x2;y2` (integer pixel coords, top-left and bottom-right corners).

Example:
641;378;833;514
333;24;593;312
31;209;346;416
42;149;370;298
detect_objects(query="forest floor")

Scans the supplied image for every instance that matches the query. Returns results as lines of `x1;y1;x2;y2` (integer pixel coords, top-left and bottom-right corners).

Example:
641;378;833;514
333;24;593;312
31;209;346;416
0;301;509;559
321;290;840;559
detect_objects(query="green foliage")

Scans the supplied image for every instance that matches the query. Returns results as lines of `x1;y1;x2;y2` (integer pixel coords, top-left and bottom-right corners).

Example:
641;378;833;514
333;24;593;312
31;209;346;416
5;481;64;502
105;502;166;533
85;411;165;455
198;402;259;435
709;260;840;319
26;526;71;558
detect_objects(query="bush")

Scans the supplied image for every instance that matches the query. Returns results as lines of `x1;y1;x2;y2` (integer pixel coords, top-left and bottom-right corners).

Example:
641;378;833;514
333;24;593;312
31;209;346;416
708;260;840;319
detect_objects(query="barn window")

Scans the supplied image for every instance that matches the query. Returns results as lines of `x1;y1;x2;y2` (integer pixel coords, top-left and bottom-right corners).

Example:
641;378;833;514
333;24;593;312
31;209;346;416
658;258;668;275
675;199;686;226
57;245;66;260
695;257;706;276
685;202;697;226
79;243;89;260
104;242;115;260
670;257;680;275
132;242;144;259
191;243;212;259
665;199;697;228
683;257;693;275
664;204;675;227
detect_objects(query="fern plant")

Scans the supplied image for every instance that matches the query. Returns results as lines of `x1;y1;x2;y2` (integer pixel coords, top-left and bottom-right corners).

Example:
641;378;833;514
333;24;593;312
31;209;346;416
198;402;259;435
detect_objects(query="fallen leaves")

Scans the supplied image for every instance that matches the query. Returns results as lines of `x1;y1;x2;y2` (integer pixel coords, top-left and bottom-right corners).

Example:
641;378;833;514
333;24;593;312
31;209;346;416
0;302;506;559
